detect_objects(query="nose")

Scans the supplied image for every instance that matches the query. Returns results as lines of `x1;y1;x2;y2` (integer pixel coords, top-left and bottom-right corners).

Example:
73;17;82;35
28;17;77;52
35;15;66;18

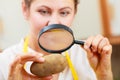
48;14;61;25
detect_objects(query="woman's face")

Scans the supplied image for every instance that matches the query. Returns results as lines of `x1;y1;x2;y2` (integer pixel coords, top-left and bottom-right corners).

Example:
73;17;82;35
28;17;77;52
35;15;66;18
22;0;76;36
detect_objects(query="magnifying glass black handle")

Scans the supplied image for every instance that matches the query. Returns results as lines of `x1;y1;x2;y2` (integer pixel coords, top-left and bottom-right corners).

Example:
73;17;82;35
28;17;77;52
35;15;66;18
74;40;85;45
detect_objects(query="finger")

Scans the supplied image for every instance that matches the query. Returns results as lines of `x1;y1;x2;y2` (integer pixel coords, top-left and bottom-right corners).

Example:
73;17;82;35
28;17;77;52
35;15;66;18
91;35;104;52
101;45;112;55
84;36;94;49
9;52;45;74
9;55;24;72
29;74;53;80
40;76;53;80
8;56;24;79
17;63;53;80
84;36;94;57
16;52;45;65
98;37;110;53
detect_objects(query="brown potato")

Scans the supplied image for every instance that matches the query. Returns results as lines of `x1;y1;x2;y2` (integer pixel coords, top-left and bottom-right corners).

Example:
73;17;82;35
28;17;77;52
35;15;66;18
30;54;67;77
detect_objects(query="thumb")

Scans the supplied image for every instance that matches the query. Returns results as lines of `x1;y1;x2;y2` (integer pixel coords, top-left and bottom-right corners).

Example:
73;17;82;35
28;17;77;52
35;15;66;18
29;75;53;80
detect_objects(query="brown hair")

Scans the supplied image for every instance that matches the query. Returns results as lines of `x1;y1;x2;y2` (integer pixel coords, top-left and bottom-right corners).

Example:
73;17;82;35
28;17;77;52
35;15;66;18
24;0;79;10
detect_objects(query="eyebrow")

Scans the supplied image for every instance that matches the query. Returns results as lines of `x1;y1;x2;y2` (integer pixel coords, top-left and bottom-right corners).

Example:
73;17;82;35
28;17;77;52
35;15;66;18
59;7;72;11
37;5;72;11
37;5;51;10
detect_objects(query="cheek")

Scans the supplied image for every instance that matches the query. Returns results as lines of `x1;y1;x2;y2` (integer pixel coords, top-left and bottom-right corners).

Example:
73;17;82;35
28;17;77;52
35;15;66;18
29;14;48;33
61;15;75;27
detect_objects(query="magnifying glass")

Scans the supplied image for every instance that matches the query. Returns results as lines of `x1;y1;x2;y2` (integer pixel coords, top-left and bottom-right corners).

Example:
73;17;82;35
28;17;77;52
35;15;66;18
38;24;85;53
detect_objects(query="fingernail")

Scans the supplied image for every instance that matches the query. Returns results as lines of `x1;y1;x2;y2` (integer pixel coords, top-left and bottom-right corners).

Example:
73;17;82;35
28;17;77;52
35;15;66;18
39;57;45;62
38;53;43;56
93;49;97;52
47;76;53;79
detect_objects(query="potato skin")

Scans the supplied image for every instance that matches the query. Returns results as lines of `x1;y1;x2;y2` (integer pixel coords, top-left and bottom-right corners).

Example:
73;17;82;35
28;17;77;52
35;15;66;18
30;54;67;77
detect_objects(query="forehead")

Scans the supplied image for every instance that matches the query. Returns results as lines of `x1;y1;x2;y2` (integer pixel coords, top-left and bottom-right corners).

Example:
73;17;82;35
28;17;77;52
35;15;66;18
31;0;74;9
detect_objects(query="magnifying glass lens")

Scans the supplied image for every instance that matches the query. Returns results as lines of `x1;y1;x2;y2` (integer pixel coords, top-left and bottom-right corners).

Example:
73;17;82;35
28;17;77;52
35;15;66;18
39;28;74;51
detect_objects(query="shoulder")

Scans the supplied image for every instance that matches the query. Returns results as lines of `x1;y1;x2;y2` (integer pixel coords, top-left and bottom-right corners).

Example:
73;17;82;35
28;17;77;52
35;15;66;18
0;39;24;58
0;43;22;58
0;40;24;66
0;43;22;66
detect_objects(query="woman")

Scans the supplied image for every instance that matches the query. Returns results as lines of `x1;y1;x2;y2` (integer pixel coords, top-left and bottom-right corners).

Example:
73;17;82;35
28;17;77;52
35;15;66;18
0;0;113;80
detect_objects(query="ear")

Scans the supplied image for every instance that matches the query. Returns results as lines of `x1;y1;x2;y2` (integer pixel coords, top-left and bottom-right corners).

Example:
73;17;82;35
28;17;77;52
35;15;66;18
21;1;29;20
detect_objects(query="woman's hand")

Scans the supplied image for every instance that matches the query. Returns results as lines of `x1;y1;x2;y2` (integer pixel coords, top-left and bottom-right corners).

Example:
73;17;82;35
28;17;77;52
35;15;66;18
83;35;113;80
8;52;53;80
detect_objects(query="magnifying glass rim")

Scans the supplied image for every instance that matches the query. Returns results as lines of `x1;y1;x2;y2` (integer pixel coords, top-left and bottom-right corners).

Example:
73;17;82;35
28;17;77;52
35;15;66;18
39;24;74;36
38;24;75;53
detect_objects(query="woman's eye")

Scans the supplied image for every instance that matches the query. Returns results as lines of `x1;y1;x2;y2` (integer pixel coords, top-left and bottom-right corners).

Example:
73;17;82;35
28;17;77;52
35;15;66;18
38;10;50;16
60;11;70;17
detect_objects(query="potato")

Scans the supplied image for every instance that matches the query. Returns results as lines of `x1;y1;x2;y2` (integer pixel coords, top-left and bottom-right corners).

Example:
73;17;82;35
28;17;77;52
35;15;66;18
30;54;67;77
